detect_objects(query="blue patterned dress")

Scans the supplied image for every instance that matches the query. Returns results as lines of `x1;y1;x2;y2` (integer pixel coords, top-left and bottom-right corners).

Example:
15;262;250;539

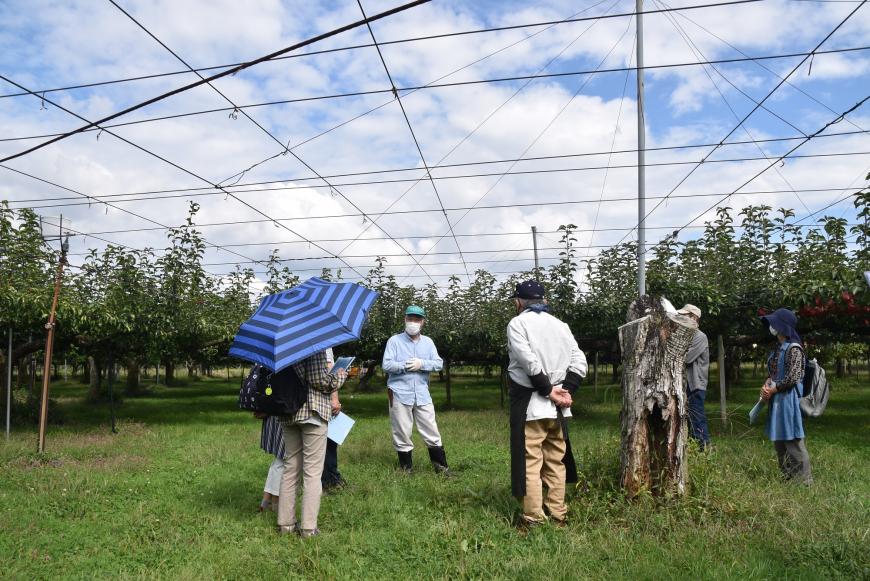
260;415;285;459
765;342;806;442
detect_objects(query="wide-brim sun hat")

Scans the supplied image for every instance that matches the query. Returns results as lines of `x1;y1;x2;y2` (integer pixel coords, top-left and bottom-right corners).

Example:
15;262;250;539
760;307;801;344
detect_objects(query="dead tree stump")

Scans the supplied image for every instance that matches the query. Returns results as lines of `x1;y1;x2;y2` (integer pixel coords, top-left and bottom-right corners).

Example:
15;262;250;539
618;296;697;497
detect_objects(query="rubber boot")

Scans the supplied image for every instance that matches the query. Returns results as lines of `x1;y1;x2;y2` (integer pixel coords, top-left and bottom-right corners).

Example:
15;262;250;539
397;450;413;473
428;446;451;476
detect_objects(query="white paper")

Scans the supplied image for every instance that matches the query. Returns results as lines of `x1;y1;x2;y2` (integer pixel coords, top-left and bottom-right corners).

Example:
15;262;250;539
327;412;355;445
748;399;765;425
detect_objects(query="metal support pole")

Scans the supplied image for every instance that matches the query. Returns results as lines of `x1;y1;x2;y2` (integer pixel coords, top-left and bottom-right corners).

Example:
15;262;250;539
636;0;646;297
6;329;11;440
531;226;540;275
718;334;727;429
37;240;68;453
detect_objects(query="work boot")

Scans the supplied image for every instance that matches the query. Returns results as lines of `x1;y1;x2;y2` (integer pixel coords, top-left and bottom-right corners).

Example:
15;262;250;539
427;446;452;476
397;450;413;473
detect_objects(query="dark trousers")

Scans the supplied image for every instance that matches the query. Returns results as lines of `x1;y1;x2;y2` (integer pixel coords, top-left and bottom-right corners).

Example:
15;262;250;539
774;439;813;484
687;388;711;446
321;439;342;485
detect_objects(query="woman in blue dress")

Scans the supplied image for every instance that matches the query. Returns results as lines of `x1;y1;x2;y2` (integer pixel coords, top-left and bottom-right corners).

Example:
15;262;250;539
759;308;813;485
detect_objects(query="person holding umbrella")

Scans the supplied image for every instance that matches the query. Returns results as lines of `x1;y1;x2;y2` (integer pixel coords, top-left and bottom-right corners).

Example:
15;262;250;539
382;305;450;475
256;348;345;513
229;277;379;535
275;351;346;537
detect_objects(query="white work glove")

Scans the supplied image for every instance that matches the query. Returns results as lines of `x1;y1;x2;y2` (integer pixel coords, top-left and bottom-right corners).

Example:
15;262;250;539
404;358;423;372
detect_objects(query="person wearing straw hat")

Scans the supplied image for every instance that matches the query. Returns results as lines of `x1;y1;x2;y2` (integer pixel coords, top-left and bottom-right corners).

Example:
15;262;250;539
382;305;450;475
760;308;813;485
677;304;711;450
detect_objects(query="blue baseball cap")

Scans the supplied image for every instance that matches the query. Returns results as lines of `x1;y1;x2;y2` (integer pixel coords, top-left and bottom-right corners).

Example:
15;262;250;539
510;280;545;300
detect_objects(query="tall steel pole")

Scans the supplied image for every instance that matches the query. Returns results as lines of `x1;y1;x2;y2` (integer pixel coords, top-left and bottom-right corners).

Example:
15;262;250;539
531;226;540;274
5;329;11;440
37;238;68;453
636;0;647;297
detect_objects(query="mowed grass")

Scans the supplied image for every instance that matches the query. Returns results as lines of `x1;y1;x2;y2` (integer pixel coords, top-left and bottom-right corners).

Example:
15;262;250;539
1;371;868;580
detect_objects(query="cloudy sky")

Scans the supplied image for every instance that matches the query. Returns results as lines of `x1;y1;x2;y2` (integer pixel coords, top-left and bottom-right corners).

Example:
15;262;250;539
1;0;868;291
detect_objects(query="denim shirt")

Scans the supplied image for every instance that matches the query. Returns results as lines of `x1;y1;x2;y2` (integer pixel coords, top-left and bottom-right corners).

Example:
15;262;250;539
382;332;443;406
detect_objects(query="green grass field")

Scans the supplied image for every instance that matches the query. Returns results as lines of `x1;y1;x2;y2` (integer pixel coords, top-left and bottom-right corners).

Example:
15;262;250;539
1;371;868;580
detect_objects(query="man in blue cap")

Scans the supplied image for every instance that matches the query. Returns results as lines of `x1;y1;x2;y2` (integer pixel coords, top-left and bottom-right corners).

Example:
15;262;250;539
382;305;450;474
506;280;586;529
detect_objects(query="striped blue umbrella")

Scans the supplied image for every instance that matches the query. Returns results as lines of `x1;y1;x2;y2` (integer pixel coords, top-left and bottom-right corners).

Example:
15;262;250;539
229;277;378;371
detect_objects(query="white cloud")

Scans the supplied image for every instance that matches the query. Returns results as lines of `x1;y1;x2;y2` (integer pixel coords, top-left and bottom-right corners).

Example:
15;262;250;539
1;0;868;289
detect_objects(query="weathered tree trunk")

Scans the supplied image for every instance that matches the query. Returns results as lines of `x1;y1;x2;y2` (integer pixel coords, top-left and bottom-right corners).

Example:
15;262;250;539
17;359;27;389
29;357;36;395
87;357;103;402
835;357;846;379
164;362;175;386
357;362;379;392
619;296;696;498
593;351;599;393
726;347;741;385
125;361;140;395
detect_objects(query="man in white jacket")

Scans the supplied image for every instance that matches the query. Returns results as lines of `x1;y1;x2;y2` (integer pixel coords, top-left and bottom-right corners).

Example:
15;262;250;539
507;280;587;528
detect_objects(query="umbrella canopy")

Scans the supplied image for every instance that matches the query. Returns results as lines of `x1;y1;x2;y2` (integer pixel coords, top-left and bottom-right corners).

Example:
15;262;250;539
229;277;378;371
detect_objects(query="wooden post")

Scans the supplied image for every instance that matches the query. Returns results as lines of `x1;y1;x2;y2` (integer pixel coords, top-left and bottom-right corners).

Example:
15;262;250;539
618;296;696;498
37;244;68;453
718;334;727;430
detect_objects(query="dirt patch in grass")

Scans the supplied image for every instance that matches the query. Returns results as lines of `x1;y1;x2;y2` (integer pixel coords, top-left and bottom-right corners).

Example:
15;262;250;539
13;454;147;471
53;421;151;449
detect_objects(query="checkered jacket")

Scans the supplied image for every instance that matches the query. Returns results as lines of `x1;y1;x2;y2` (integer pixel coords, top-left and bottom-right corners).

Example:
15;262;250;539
289;351;343;423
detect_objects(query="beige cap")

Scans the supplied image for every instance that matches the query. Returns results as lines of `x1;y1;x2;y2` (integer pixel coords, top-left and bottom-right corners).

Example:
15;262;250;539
677;304;702;318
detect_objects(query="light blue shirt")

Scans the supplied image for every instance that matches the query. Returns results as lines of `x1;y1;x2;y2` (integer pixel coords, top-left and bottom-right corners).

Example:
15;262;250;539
382;332;443;406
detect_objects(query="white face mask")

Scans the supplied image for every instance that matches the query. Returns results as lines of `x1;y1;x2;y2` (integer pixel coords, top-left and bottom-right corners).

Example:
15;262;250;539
769;325;779;336
405;321;422;336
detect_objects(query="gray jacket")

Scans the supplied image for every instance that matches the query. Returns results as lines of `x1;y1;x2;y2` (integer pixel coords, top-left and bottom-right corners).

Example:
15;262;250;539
685;329;709;391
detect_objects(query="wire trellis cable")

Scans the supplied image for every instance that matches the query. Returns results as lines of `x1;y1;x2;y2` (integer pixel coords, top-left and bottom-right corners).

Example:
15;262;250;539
106;0;438;286
646;95;870;256
0;0;765;101
6;45;869;145
616;0;868;245
653;0;812;214
0;75;369;278
356;0;470;282
0;0;433;163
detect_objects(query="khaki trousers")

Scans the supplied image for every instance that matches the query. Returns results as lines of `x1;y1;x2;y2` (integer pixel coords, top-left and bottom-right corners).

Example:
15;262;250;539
523;418;567;522
388;392;443;452
277;420;328;531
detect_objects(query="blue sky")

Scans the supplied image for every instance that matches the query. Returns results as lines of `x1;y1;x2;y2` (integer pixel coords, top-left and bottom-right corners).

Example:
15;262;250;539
1;0;868;289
